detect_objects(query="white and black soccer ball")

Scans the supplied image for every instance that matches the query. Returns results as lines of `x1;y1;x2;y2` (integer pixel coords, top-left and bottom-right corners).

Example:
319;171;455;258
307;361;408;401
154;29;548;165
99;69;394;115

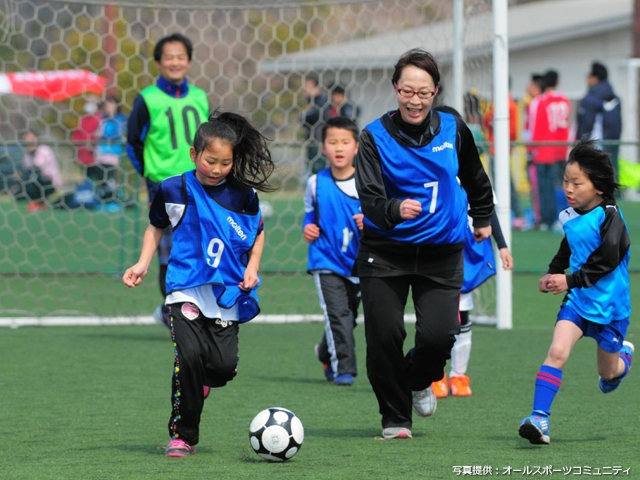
249;407;304;462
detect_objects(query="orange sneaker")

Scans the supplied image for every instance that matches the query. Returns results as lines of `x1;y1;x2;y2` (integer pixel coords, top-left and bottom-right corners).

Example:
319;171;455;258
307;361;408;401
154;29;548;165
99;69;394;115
27;200;46;212
450;375;472;396
431;374;449;398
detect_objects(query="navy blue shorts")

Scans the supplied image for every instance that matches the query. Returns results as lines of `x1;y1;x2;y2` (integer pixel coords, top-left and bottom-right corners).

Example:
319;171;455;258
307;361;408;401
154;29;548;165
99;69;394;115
557;304;629;353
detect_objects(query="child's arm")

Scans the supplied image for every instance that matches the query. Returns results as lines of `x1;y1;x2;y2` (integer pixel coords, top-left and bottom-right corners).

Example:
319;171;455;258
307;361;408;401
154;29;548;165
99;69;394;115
498;247;513;271
303;223;320;242
240;230;265;291
490;211;512;269
547;236;571;273
565;207;630;290
122;224;163;287
302;175;320;242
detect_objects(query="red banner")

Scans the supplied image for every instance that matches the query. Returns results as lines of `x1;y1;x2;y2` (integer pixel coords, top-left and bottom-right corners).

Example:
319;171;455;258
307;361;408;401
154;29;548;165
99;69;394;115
0;70;106;101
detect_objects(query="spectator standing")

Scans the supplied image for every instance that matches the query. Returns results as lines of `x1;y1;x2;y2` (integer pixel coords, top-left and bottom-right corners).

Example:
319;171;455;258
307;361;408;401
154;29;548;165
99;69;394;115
71;94;101;168
482;84;523;223
93;95;128;202
127;33;210;327
355;48;494;440
299;75;328;178
324;85;360;124
523;73;546;227
529;70;571;231
303;117;363;387
10;131;62;211
576;61;622;183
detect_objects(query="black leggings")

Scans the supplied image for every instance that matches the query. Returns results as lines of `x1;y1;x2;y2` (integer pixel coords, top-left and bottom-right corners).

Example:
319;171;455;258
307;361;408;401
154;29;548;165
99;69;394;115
361;272;462;429
167;302;239;445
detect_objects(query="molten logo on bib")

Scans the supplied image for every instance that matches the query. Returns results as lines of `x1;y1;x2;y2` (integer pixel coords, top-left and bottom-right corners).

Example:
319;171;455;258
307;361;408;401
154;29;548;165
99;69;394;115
181;302;200;320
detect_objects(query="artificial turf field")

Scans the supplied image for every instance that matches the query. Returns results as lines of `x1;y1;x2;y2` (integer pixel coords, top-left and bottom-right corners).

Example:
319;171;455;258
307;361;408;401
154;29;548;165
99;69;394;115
2;199;640;478
2;276;639;479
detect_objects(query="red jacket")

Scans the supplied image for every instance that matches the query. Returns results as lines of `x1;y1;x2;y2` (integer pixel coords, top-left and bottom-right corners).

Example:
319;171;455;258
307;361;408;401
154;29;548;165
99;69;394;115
72;113;101;166
482;94;518;155
529;91;571;164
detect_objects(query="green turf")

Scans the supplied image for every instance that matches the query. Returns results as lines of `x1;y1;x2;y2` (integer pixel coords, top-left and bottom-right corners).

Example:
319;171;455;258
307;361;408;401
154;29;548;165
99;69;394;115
2;309;638;479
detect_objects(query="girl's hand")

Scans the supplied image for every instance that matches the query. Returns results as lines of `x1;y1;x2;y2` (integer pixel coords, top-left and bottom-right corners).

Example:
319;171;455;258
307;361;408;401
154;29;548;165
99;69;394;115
473;225;491;242
399;199;422;220
303;223;320;243
538;274;551;293
353;213;364;230
546;274;568;295
499;248;513;271
122;263;148;288
239;268;259;291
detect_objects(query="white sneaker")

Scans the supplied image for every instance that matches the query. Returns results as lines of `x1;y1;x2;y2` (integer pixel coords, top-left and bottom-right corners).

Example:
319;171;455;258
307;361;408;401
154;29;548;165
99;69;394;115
382;427;412;439
412;386;437;417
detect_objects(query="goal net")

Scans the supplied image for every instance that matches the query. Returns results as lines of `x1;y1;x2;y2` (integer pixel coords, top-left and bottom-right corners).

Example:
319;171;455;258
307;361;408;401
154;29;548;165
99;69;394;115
0;0;497;325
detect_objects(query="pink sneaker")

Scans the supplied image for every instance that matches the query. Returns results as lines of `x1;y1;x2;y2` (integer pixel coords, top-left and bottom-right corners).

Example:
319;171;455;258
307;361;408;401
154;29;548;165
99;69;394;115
165;438;194;457
203;385;211;399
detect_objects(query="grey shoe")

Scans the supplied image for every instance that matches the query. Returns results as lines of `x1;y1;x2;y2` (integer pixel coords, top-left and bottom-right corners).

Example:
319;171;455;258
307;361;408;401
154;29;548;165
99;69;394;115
412;385;437;417
382;427;412;439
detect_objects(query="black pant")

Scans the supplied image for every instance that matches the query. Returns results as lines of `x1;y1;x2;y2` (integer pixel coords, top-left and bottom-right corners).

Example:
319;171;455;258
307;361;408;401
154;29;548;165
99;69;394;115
314;273;360;377
86;164;118;201
10;169;55;201
361;271;461;430
167;302;239;446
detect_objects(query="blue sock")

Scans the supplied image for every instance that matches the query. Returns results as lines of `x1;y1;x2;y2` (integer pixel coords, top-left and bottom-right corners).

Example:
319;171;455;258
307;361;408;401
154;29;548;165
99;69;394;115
619;349;632;379
532;365;562;416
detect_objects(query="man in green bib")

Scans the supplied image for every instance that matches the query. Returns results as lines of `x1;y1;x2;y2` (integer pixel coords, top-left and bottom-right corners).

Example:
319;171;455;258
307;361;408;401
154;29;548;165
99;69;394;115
127;33;210;327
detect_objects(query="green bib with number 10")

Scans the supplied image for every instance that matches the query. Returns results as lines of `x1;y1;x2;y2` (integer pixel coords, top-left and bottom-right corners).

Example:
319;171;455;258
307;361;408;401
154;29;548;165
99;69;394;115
140;85;209;183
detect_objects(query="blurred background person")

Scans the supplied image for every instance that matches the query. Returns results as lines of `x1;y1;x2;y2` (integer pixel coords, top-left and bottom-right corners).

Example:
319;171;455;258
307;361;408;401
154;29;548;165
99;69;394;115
10;130;62;211
299;74;328;180
72;94;101;169
576;61;622;185
528;70;571;231
324;84;360;125
523;73;546;228
92;95;127;203
482;80;523;227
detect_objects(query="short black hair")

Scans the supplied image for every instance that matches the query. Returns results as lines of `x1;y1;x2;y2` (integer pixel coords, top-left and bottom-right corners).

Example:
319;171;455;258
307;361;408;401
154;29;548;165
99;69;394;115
392;48;440;88
331;85;346;96
568;137;620;202
543;70;558;88
153;33;193;62
305;74;320;87
321;116;359;143
590;61;608;81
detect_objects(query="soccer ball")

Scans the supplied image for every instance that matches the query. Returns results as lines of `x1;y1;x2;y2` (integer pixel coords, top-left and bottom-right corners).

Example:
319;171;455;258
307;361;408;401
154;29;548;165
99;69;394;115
249;407;304;462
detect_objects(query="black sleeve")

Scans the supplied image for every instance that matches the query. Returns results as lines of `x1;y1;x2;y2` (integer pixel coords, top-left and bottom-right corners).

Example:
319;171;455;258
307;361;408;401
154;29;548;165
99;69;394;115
454;116;494;227
490;211;508;249
548;237;571;274
355;128;403;230
148;183;171;229
126;94;150;176
566;206;630;290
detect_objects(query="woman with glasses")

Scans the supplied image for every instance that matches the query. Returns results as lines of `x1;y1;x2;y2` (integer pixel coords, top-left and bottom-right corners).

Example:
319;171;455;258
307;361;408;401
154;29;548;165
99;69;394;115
355;48;494;440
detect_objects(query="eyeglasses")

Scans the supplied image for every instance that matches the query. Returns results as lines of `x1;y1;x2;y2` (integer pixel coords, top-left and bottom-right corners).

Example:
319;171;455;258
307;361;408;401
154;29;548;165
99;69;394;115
395;86;436;99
